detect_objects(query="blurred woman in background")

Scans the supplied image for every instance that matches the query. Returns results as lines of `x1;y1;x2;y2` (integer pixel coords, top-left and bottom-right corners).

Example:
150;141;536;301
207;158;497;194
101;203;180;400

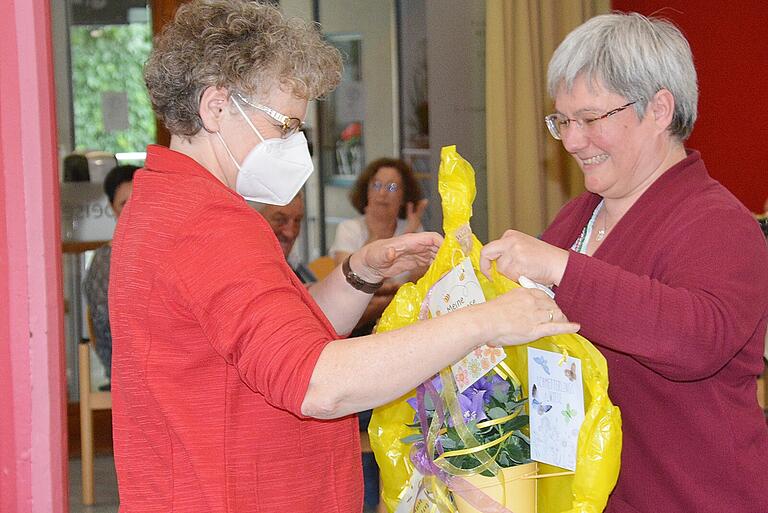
331;157;429;332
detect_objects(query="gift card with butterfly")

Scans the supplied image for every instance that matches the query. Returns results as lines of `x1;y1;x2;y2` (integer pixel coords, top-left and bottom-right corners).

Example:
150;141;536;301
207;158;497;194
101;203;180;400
426;256;504;392
527;347;585;471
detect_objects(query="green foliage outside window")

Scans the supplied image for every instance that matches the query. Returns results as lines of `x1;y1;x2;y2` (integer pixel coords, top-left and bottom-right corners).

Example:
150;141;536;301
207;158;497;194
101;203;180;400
70;23;155;153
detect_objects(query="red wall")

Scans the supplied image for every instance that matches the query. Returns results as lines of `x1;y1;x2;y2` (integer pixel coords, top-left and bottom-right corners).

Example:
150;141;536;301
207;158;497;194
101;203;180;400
612;0;768;213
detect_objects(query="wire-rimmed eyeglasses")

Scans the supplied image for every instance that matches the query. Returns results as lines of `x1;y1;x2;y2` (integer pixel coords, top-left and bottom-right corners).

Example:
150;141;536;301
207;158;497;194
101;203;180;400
369;181;400;193
235;93;304;138
544;101;638;140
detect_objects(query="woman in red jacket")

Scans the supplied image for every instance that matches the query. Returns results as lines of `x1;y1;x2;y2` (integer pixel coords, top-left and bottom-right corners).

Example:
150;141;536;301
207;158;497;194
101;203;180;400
481;12;768;513
109;2;578;512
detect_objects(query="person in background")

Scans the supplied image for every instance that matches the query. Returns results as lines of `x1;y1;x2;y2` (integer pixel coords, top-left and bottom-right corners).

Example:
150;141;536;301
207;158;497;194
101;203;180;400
330;157;428;510
109;2;578;512
481;13;768;512
249;191;316;284
82;164;137;390
331;157;429;333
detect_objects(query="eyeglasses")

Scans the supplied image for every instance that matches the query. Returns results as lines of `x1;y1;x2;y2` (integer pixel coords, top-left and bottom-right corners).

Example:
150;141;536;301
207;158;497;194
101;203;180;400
369;181;400;193
544;100;638;141
234;93;304;138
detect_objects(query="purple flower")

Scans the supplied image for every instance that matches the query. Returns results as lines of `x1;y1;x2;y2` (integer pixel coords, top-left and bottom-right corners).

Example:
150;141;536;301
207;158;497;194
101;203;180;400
451;389;486;426
470;375;510;404
406;375;444;414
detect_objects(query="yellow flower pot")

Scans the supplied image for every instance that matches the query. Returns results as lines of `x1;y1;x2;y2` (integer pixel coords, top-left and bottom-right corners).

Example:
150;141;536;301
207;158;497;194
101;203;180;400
450;462;538;513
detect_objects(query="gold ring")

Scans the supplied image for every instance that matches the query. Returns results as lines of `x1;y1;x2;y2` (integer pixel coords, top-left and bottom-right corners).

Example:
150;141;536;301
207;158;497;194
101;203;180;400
547;310;554;323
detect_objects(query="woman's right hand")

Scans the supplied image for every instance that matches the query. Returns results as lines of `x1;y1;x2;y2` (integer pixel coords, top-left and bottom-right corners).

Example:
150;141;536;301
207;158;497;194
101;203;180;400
477;288;580;346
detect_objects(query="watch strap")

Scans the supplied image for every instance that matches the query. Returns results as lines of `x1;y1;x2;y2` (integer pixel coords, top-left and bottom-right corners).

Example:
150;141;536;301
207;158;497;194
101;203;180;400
342;255;383;294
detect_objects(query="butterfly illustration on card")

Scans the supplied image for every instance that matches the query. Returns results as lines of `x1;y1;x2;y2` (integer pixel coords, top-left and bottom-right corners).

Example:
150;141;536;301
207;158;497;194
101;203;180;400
563;362;577;382
533;356;550;375
562;403;576;423
531;383;553;415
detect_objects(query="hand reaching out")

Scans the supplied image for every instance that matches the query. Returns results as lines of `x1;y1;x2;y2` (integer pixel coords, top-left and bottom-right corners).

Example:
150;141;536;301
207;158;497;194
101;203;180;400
480;230;569;287
350;232;443;283
478;288;580;346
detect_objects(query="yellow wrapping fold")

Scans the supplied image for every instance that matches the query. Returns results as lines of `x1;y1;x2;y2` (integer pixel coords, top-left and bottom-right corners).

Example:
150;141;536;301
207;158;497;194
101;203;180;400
370;145;622;513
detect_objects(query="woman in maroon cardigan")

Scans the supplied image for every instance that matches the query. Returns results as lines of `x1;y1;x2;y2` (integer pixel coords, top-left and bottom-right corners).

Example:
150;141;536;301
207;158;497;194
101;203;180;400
481;12;768;513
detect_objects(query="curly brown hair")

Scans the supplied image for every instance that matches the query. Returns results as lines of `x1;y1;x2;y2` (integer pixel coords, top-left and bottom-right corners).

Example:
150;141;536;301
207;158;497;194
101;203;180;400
144;0;342;136
349;158;423;220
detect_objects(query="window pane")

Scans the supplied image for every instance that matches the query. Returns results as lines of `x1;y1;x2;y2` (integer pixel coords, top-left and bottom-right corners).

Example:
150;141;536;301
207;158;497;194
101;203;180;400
70;17;154;155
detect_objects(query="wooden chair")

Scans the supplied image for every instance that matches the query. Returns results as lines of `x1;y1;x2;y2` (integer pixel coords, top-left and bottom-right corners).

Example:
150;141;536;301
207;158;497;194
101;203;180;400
78;310;112;505
308;255;337;281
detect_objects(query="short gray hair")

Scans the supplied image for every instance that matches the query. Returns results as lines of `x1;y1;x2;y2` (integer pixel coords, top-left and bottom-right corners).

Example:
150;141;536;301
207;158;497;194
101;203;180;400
547;12;698;141
144;0;342;136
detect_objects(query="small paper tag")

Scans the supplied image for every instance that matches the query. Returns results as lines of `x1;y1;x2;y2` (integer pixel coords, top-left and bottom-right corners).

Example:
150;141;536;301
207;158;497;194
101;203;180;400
394;470;436;513
454;224;473;255
427;257;505;392
527;347;585;471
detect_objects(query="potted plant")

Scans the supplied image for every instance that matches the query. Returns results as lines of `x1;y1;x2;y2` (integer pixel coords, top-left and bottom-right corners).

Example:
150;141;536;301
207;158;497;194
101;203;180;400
404;371;538;513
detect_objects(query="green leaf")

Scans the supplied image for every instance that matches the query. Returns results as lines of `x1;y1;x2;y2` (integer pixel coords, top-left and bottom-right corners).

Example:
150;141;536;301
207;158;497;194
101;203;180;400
400;434;424;445
506;443;526;463
514;430;531;445
488;407;508;419
503;415;529;431
440;437;458;450
491;389;507;402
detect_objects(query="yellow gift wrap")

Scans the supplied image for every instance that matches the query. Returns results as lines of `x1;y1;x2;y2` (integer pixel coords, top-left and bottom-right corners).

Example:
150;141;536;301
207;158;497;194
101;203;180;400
369;145;622;513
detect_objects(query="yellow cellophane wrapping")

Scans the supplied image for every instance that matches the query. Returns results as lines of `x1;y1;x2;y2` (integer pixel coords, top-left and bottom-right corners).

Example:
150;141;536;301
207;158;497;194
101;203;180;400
370;145;622;513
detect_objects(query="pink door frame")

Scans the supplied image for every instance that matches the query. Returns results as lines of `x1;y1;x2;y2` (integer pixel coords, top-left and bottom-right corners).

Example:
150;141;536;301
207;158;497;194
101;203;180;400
0;1;68;512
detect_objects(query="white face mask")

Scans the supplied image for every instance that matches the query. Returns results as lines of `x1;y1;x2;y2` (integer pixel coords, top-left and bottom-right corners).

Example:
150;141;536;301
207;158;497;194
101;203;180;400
217;96;313;206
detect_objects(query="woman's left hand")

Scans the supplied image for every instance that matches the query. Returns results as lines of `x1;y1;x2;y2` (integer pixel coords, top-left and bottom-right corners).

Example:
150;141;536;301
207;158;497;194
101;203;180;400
480;230;569;286
351;232;443;282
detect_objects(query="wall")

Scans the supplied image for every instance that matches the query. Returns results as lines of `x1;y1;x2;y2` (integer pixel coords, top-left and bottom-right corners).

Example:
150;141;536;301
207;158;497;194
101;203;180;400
612;0;768;212
1;1;67;512
425;0;488;241
317;0;398;162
